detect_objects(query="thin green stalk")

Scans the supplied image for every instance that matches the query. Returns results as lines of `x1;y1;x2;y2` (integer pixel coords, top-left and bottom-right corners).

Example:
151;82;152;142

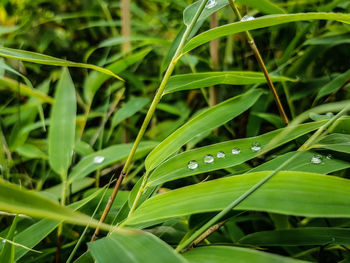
91;0;210;242
175;106;349;252
56;177;67;263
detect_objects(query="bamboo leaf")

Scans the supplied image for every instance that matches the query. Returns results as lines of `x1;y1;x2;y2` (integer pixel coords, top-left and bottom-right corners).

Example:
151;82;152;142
0;179;113;231
48;68;76;177
183;246;308;263
239;227;350;246
163;72;294;95
147;121;327;186
0;46;123;81
315;69;350;101
250;151;350;173
313;133;350;154
182;13;350;54
68;141;158;184
145;89;263;171
126;172;350;227
89;231;188;263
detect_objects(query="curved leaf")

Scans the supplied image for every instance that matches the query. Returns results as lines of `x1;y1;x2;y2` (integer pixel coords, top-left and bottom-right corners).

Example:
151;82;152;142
147;121;327;186
182;13;350;54
183;246;307;263
164;72;294;94
0;47;123;81
145;89;263;171
126;172;350;227
239;227;350;246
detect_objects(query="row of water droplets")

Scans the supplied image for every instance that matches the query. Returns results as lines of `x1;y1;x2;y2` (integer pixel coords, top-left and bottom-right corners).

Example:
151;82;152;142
188;142;261;170
311;154;332;164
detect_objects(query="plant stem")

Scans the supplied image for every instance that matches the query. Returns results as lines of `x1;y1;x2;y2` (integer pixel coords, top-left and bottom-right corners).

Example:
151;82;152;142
91;0;209;242
175;106;349;252
56;178;67;263
228;0;289;125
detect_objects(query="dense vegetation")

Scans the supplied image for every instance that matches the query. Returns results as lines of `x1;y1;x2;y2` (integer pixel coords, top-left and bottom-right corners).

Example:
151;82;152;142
0;0;350;262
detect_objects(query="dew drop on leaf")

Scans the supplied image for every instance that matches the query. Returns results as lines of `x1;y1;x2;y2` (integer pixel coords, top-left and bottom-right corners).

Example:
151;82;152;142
251;142;261;152
93;156;105;164
241;15;255;22
205;0;217;9
203;154;214;163
326;154;332;159
311;155;322;164
216;151;225;158
188;160;198;170
232;148;241;155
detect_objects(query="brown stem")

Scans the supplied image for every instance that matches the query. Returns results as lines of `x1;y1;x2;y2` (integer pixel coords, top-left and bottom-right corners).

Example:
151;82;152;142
229;0;289;125
90;171;125;242
191;220;226;249
55;234;62;263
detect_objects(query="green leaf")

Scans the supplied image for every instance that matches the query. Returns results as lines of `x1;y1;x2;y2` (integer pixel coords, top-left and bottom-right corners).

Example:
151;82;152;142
183;246;308;263
126;172;350;227
250;151;350;174
163;72;294;95
239;227;350;246
0;179;113;231
182;13;350;54
83;48;151;102
147;121;326;186
15;143;48;160
48;68;76;177
315;69;350;100
313;133;350;154
89;231;188;263
68;141;158;184
0;216;18;263
145;89;263;171
0;47;123;81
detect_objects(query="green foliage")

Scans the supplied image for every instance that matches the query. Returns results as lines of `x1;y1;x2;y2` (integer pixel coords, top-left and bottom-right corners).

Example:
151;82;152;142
0;0;349;262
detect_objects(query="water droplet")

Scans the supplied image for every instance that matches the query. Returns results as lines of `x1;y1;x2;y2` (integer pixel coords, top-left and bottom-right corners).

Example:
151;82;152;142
2;240;6;243
241;15;255;22
326;112;334;118
217;151;225;158
231;148;241;155
205;0;217;9
251;142;261;152
188;160;198;170
93;156;105;164
204;154;214;163
326;154;332;159
311;155;322;164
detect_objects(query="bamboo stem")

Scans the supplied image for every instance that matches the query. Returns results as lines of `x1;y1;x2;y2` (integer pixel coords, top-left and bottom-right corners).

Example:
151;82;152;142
121;0;131;53
209;12;219;107
90;0;210;242
228;0;289;125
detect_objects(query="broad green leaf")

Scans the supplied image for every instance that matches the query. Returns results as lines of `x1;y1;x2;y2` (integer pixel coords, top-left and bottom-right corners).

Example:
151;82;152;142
0;179;113;231
68;141;158;184
163;72;294;95
147;121;326;186
83;48;151;102
0;47;123;81
126;172;350;227
250;151;350;173
183;246;307;263
313;133;350;153
48;68;76;177
239;227;350;246
89;231;188;263
315;69;350;100
145;89;263;171
182;13;350;54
